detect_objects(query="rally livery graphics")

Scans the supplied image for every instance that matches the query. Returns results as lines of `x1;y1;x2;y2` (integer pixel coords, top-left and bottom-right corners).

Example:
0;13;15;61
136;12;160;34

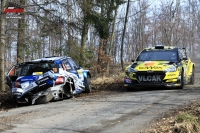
124;46;195;90
6;56;92;105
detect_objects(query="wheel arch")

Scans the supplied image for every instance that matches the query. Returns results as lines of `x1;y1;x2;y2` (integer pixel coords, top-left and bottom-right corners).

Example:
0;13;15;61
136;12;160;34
83;70;91;79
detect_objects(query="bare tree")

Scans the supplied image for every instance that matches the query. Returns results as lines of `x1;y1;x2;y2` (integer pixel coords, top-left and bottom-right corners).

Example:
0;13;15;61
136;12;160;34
121;0;130;71
0;0;6;91
17;0;26;64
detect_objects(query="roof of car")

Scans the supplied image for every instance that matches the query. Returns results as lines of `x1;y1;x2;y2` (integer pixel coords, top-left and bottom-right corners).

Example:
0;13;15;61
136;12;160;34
16;56;70;66
144;45;181;51
32;56;69;62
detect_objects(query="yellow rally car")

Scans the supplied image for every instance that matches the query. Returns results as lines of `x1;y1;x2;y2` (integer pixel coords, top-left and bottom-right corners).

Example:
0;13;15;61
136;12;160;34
124;46;195;90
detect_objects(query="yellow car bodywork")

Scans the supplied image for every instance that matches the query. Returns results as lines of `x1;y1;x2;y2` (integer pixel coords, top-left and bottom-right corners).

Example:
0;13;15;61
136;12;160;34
124;46;195;89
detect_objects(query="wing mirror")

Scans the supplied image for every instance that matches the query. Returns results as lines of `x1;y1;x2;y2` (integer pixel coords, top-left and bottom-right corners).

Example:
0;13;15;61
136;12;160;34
131;59;135;62
183;57;188;60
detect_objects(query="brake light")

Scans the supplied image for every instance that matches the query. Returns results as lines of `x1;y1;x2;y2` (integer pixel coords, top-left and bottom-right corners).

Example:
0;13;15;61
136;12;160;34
14;81;21;88
55;76;65;85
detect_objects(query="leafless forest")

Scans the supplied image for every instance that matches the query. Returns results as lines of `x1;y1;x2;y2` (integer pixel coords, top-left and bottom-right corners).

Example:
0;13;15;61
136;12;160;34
0;0;200;91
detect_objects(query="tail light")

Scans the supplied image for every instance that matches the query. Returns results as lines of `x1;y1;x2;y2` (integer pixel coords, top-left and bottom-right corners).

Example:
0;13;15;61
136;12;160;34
14;81;21;88
55;76;65;85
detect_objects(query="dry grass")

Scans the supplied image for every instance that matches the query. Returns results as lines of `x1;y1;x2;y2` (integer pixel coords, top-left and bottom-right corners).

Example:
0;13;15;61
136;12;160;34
147;100;200;133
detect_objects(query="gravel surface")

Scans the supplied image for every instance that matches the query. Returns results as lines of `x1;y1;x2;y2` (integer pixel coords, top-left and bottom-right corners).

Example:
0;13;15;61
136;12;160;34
0;58;199;133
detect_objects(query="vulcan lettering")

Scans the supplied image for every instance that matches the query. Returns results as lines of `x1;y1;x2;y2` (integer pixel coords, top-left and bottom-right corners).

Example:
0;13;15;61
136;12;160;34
138;75;161;82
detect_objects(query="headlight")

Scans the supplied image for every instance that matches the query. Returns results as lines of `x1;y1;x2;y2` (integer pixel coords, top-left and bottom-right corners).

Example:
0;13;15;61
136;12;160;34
125;67;137;78
165;66;176;72
129;67;138;73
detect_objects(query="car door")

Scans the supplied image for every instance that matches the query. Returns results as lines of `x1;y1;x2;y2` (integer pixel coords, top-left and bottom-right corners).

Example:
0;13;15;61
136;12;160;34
181;48;193;82
178;49;187;80
67;58;84;81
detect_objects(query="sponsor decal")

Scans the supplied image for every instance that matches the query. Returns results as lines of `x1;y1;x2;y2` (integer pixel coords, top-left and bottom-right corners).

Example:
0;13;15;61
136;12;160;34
36;77;50;84
39;83;46;87
24;82;37;92
138;75;161;82
144;62;154;66
43;71;54;79
19;76;37;82
124;78;132;83
21;82;30;88
33;72;43;75
138;66;162;69
167;74;176;76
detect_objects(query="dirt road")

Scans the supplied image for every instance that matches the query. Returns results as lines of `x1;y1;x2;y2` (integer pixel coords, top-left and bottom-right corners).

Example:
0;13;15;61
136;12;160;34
0;58;200;133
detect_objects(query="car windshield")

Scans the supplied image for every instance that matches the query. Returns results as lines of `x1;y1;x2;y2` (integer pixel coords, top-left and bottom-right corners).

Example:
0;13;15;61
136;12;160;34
15;62;59;76
136;50;178;62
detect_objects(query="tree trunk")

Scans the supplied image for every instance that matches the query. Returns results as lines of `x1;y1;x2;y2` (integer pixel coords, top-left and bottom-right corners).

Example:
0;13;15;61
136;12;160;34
67;0;72;53
80;22;88;65
107;7;118;74
17;0;26;64
121;0;130;71
80;0;92;65
0;0;6;92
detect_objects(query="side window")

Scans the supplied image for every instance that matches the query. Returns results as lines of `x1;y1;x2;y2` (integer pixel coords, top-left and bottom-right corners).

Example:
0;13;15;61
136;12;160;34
51;63;60;73
68;58;79;70
9;66;23;76
181;49;188;59
9;67;15;76
62;60;72;71
178;49;183;60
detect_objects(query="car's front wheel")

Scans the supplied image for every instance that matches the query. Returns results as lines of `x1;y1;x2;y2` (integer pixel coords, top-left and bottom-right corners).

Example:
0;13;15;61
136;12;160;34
35;92;54;104
177;69;184;89
125;86;134;91
84;76;92;93
188;67;195;85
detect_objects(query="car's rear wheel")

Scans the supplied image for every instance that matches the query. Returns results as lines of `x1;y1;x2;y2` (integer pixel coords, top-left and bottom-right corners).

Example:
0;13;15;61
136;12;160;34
84;76;92;93
188;67;195;85
35;92;54;104
177;69;184;89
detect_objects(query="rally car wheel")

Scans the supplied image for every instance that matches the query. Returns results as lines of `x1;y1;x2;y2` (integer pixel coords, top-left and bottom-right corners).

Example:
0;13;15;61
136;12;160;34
35;93;54;104
125;87;134;91
63;78;75;98
84;76;92;93
12;96;23;107
177;69;184;89
188;67;195;85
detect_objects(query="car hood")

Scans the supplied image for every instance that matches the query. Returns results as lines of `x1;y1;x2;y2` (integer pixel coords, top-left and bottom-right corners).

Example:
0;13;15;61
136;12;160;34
128;61;177;71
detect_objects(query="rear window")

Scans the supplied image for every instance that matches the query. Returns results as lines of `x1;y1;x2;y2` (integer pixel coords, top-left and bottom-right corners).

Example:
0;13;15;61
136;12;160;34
136;50;178;62
15;62;60;76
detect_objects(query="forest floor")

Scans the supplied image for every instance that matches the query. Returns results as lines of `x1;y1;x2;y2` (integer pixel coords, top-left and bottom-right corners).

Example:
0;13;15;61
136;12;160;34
0;73;200;133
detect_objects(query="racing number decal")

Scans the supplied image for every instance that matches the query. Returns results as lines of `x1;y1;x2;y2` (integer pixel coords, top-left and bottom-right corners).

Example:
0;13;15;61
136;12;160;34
77;70;84;80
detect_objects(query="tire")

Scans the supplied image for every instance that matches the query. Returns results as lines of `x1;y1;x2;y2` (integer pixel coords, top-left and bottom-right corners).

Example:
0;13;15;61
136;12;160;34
177;69;184;89
35;92;54;104
63;79;75;98
125;87;134;91
12;96;22;107
84;76;92;93
188;67;195;85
